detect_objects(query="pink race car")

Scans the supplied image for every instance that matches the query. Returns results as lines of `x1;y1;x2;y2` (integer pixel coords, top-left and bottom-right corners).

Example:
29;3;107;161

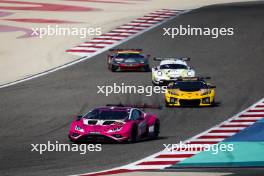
68;104;160;143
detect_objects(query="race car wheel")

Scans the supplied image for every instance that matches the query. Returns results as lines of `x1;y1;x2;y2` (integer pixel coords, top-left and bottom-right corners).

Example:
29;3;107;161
110;64;117;72
153;120;160;138
142;125;149;138
165;101;171;107
130;124;138;143
211;98;216;107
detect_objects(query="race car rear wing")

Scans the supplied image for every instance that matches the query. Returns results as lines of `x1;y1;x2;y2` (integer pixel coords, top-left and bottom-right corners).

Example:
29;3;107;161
153;57;190;61
109;48;143;52
106;103;162;109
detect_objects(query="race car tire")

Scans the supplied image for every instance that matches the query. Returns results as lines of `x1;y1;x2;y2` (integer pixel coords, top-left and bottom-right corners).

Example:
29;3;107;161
130;124;138;143
211;98;216;107
165;100;171;107
142;124;149;138
153;120;160;138
110;64;118;72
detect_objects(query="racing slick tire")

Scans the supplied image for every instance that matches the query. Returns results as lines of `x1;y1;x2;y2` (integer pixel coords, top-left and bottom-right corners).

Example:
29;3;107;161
211;98;217;107
153;120;160;138
165;100;171;107
109;64;118;72
129;124;138;143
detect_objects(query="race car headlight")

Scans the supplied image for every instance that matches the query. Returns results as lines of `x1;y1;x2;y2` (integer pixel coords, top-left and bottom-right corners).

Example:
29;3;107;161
187;71;194;76
157;71;162;76
202;97;210;104
107;127;122;133
75;125;84;132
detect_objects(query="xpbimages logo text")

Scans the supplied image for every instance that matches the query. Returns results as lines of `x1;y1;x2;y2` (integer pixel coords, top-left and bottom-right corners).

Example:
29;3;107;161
163;25;234;39
31;25;102;38
31;141;102;155
163;141;234;155
97;82;167;96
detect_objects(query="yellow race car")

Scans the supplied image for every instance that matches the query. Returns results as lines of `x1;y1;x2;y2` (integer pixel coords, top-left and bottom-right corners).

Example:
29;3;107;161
165;77;216;107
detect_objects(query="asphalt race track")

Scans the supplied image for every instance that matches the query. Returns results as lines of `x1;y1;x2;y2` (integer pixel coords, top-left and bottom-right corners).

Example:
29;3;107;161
0;2;264;176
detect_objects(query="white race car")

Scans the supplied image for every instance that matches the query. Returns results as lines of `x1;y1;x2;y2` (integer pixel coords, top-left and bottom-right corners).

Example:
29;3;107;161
152;57;195;85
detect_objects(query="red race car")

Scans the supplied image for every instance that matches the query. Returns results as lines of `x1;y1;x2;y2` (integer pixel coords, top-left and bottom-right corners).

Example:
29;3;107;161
107;49;150;72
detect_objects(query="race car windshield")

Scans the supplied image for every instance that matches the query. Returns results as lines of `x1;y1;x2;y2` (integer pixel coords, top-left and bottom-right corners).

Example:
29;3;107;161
160;64;187;69
84;109;129;120
116;53;144;59
171;81;208;91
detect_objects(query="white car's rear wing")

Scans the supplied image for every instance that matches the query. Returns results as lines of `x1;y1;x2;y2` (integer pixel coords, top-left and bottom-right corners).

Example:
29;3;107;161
153;57;190;61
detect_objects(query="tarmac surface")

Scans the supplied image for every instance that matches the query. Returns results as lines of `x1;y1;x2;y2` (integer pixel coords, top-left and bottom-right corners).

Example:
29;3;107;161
0;1;264;176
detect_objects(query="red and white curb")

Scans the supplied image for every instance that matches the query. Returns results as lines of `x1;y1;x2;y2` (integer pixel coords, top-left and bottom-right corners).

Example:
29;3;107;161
66;9;183;57
72;98;264;176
